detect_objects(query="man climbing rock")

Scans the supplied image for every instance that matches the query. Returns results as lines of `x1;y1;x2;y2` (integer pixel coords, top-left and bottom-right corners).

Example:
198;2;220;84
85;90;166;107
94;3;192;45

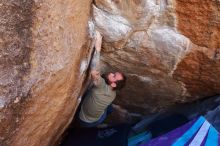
78;31;127;127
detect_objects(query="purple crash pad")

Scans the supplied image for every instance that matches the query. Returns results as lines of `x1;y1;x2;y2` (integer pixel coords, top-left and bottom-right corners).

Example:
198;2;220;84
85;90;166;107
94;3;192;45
142;116;220;146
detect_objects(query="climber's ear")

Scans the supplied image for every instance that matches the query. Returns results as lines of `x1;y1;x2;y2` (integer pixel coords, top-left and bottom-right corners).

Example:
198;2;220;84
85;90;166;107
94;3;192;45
110;82;116;88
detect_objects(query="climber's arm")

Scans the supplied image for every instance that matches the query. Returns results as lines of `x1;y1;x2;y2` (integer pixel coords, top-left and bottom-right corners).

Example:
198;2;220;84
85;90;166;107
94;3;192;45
90;31;102;86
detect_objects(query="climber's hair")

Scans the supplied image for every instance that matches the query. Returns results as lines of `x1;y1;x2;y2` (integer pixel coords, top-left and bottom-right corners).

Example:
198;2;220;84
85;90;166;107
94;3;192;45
101;72;127;91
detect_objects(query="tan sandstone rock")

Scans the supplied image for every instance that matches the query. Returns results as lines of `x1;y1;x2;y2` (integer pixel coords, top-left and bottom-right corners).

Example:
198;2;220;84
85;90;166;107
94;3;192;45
1;0;220;145
93;0;220;114
0;0;92;146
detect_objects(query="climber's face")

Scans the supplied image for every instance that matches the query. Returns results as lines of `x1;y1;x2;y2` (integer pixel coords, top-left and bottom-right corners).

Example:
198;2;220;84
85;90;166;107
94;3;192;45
107;72;123;88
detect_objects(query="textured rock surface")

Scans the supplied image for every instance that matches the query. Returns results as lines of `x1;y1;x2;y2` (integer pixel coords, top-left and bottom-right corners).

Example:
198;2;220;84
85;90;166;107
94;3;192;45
0;0;92;146
176;0;220;49
1;0;220;145
93;0;220;114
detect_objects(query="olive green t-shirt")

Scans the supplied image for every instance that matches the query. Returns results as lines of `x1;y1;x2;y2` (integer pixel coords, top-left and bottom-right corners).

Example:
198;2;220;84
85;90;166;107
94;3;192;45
79;77;116;123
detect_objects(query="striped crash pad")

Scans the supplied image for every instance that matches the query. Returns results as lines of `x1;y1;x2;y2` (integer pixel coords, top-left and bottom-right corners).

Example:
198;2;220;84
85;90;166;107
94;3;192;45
142;116;220;146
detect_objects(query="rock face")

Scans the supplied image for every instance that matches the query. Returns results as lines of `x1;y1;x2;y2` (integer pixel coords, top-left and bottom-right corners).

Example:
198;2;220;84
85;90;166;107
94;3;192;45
93;0;220;114
1;0;220;145
0;0;92;146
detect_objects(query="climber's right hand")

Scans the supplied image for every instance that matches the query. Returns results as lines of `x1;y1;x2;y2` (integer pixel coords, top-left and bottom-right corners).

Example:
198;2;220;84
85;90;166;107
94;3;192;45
91;70;101;86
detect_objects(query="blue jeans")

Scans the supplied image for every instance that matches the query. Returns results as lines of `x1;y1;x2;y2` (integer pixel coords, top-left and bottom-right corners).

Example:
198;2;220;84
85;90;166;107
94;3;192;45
79;105;113;128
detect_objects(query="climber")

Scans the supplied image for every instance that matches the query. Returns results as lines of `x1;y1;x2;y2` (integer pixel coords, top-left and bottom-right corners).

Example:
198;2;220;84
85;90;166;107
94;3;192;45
78;30;127;128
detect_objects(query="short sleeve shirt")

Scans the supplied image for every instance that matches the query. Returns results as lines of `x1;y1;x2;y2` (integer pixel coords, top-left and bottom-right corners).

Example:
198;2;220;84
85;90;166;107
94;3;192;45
79;77;116;123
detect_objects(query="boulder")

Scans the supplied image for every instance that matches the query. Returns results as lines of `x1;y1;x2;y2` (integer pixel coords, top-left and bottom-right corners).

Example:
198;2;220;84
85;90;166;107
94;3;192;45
1;0;220;145
0;0;92;145
93;0;220;114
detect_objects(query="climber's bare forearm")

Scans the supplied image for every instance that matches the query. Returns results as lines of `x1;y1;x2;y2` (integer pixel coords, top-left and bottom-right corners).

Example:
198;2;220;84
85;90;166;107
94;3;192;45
91;50;100;71
91;30;102;71
90;51;101;86
90;30;102;85
95;30;102;52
